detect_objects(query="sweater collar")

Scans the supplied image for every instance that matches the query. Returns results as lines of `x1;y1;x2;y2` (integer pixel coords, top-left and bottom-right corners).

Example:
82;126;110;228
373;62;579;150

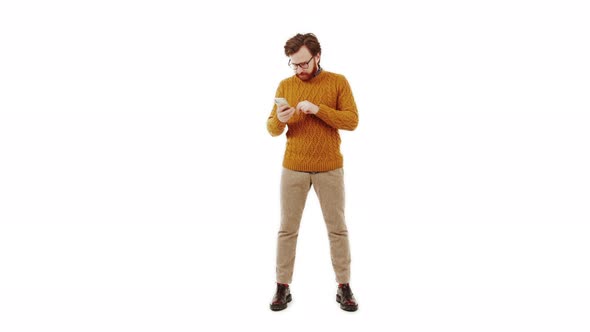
313;65;323;78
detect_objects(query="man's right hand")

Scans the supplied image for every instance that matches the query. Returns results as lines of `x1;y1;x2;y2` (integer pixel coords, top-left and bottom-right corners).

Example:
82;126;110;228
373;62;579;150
277;104;296;123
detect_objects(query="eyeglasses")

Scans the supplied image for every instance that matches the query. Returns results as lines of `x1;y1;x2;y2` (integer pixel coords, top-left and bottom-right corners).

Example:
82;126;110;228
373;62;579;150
288;56;314;70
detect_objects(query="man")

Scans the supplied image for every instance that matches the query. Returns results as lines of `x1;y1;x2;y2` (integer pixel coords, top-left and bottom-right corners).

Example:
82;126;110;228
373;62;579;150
267;33;359;312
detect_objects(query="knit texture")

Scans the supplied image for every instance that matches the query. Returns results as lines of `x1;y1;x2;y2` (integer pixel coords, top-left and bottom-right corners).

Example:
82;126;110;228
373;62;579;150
267;71;358;172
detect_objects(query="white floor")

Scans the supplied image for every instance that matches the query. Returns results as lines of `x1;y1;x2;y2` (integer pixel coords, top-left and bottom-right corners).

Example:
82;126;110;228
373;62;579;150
1;190;588;331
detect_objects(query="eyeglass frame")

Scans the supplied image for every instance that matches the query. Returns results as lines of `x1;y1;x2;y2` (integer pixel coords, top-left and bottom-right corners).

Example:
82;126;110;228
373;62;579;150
288;55;315;70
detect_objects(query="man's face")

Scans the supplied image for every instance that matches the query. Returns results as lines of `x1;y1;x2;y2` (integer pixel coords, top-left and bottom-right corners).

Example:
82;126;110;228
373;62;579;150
289;46;320;81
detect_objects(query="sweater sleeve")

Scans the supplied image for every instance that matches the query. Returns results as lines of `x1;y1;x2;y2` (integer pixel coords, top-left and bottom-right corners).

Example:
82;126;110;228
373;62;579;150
315;76;359;131
267;85;287;137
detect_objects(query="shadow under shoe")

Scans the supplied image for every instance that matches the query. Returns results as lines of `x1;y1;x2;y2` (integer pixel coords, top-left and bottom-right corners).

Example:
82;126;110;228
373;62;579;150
270;283;292;311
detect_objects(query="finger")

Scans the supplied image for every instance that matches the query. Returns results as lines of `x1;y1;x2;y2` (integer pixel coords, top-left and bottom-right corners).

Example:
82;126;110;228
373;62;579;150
280;108;292;118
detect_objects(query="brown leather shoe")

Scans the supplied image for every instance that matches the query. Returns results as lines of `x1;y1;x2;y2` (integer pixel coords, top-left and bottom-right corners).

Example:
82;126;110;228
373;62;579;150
270;283;292;311
336;283;358;312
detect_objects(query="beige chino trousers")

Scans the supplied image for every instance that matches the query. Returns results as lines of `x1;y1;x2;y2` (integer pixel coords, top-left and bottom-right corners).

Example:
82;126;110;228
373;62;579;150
276;168;351;284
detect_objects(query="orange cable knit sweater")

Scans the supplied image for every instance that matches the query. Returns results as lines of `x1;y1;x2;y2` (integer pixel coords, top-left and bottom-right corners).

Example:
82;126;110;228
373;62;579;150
267;70;358;172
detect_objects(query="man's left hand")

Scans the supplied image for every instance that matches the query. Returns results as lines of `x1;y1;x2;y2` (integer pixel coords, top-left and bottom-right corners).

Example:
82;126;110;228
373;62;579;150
296;101;319;115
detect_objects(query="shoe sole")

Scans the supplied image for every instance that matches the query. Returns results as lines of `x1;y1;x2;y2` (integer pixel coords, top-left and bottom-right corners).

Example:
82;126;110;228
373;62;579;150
336;294;358;312
270;294;292;311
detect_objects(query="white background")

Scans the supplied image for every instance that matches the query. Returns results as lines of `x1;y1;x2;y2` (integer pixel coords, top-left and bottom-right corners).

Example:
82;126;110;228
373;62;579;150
1;0;589;331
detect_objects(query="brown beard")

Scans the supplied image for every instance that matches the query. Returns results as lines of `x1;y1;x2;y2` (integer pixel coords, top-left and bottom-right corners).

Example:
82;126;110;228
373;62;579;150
296;61;319;81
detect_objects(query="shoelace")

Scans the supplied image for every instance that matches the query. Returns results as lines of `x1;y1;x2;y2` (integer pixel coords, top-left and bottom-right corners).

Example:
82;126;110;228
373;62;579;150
277;284;288;295
339;284;354;300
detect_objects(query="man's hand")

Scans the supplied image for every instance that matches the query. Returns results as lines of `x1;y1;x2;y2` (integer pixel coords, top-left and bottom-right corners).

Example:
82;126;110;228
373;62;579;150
297;101;319;115
277;104;296;123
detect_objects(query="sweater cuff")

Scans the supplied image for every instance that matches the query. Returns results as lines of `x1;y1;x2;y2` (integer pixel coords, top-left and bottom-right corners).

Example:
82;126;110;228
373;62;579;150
268;116;287;135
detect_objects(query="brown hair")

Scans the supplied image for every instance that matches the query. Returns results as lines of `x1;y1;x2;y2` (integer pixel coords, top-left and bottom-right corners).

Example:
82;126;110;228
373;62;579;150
284;33;322;57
